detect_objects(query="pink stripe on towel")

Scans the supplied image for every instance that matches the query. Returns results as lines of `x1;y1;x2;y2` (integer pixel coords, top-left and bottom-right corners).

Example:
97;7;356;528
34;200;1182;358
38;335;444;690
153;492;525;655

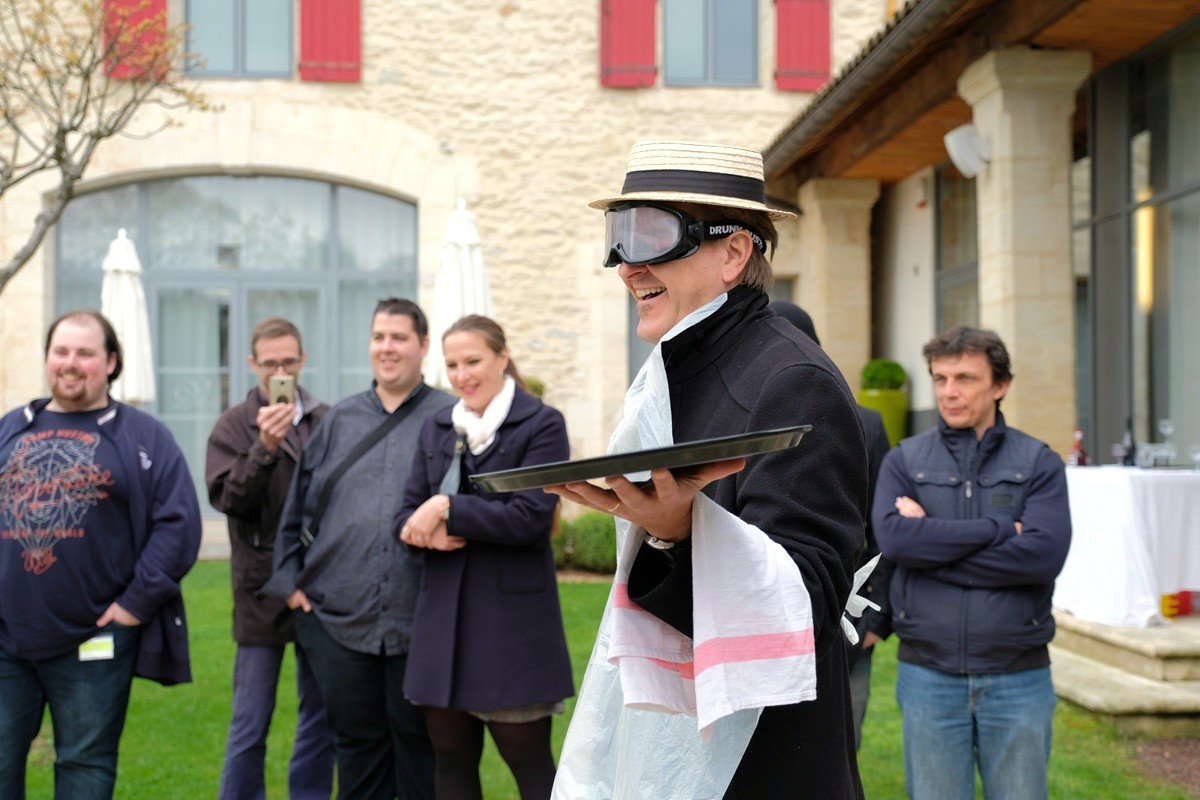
693;629;815;674
648;658;696;680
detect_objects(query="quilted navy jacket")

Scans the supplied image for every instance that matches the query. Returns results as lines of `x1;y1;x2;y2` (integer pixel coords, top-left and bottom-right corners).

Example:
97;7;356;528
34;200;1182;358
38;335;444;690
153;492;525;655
872;413;1071;675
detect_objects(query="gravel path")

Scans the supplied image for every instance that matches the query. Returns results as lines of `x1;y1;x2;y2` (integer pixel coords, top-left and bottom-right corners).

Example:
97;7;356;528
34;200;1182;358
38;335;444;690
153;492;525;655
1136;739;1200;798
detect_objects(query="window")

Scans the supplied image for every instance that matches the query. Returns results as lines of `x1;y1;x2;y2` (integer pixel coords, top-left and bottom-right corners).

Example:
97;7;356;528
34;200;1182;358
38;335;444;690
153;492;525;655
186;0;292;77
934;165;978;332
1126;29;1200;453
1079;23;1200;458
55;176;418;506
769;276;796;304
599;0;826;91
663;0;757;86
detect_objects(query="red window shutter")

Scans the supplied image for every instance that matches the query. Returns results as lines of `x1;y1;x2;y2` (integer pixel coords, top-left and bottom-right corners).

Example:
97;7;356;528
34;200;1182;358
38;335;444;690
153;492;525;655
600;0;657;88
775;0;830;92
103;0;167;80
299;0;362;83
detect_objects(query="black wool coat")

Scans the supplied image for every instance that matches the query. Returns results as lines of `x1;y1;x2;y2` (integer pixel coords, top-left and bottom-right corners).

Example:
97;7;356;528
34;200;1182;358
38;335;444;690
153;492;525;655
626;286;869;799
396;388;574;711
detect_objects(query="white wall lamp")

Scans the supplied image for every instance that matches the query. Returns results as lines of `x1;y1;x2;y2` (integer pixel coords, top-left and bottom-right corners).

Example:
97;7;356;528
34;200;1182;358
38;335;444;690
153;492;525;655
943;123;991;178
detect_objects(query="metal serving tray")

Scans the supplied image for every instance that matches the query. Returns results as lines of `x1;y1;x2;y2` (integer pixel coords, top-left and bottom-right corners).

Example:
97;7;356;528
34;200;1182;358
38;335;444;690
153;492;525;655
469;425;811;493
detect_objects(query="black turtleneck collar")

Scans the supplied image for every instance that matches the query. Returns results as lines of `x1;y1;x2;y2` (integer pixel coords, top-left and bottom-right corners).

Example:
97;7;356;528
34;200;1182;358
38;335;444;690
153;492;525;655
938;409;1008;469
660;285;768;379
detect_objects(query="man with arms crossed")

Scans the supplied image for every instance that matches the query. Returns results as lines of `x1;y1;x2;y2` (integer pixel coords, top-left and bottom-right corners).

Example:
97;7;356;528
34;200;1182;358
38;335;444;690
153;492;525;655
265;298;453;800
0;310;201;798
873;326;1071;800
206;316;334;800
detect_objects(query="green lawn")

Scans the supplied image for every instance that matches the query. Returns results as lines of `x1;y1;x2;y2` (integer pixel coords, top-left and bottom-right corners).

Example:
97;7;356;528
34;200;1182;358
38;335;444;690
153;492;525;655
24;561;1189;798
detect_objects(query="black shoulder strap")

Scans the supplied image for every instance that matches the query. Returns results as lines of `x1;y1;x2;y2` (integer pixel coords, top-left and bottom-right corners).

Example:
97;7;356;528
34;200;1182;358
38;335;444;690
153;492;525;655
300;384;431;550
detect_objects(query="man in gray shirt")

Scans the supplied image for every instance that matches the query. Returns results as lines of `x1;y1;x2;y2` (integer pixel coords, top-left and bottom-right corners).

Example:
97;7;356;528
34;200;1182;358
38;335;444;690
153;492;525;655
266;298;453;800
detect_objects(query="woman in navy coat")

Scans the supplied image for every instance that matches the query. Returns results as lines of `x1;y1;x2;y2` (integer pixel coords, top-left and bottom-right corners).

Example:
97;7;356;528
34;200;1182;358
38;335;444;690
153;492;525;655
396;315;573;800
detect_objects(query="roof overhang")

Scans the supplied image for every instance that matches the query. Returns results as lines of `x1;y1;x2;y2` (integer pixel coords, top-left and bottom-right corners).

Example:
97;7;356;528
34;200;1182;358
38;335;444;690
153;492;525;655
764;0;1200;186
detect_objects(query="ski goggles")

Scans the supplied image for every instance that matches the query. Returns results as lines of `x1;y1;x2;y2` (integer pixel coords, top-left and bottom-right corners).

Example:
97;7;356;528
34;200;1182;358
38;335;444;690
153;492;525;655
602;203;766;268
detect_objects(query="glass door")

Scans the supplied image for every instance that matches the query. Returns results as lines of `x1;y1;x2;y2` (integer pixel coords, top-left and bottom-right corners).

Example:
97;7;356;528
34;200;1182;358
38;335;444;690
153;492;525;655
243;284;325;406
154;282;326;512
155;285;233;508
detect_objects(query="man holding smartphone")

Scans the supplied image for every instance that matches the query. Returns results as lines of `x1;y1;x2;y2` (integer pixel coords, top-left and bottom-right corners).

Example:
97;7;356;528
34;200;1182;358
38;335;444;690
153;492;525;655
205;316;334;800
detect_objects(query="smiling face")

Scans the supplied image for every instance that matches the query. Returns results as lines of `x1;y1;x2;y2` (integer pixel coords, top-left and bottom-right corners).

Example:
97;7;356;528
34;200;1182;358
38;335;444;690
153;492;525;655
45;316;117;412
930;351;1011;439
616;202;750;344
369;311;428;398
444;330;509;415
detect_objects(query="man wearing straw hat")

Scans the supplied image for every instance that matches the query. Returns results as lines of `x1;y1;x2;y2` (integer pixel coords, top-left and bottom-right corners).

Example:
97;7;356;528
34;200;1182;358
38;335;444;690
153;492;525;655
549;142;869;798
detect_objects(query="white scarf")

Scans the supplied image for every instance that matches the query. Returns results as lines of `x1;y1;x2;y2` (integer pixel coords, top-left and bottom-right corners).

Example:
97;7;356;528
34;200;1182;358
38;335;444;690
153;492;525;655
451;375;516;454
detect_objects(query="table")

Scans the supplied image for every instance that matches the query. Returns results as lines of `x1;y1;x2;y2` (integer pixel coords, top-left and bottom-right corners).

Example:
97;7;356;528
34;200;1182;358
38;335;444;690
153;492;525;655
1054;466;1200;628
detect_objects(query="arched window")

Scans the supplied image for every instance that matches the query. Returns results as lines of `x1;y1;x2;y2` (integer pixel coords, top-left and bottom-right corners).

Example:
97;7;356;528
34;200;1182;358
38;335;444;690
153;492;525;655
55;174;419;508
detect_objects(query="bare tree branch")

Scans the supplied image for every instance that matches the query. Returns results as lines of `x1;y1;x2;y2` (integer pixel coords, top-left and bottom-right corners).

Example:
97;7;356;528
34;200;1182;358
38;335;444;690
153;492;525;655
0;0;214;295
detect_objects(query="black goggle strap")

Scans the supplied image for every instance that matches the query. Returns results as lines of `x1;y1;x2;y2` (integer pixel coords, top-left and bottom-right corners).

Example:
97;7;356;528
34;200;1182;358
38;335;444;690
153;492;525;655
695;219;767;255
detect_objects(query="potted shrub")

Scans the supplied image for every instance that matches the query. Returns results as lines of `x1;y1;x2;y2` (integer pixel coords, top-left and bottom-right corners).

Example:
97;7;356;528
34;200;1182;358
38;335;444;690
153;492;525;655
857;358;909;447
524;375;546;398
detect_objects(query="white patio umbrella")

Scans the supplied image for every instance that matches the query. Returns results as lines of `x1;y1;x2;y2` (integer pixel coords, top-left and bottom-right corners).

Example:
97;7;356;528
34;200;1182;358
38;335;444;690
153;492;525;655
100;229;156;405
426;199;494;388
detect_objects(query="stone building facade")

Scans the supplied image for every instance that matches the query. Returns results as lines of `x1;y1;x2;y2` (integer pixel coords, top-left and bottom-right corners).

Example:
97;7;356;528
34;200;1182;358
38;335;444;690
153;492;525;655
0;0;887;501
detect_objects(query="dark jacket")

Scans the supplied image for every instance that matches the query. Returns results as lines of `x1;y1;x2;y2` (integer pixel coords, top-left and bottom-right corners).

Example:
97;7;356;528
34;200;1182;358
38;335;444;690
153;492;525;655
872;413;1071;675
205;386;328;646
847;405;896;663
265;383;454;655
626;287;868;799
0;398;201;685
396;388;574;711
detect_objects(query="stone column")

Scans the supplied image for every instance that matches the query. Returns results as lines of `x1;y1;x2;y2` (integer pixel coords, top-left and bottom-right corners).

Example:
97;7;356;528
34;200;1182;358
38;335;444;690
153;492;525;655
796;177;880;390
957;47;1090;454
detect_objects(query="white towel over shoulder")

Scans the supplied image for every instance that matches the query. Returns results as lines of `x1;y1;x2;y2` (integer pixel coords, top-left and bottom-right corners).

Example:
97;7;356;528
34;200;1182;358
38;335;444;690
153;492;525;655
609;496;817;735
600;294;816;736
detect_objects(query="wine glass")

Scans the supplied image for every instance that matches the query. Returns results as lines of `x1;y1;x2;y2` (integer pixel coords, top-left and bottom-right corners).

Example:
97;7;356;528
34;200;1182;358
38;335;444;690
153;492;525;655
1157;419;1176;466
1136;443;1154;469
1190;444;1200;472
1111;442;1128;465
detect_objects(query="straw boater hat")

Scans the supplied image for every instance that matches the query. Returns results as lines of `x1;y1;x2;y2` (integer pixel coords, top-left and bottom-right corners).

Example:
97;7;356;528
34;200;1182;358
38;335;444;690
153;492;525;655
590;140;797;221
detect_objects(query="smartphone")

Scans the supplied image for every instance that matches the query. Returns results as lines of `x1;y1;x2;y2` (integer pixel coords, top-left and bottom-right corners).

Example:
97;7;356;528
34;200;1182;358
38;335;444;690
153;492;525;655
268;374;296;405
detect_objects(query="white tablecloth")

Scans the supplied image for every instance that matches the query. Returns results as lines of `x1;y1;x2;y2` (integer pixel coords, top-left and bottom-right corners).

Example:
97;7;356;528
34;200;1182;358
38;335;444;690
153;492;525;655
1054;466;1200;628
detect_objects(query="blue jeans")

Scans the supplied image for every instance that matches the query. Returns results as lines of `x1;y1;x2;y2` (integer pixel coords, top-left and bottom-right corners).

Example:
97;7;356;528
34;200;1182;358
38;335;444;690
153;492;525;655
896;662;1056;800
218;643;335;800
0;623;141;800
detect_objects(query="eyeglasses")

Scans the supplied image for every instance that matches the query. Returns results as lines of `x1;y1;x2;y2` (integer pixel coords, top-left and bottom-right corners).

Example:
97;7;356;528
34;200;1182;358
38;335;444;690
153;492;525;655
602;202;766;268
255;357;301;371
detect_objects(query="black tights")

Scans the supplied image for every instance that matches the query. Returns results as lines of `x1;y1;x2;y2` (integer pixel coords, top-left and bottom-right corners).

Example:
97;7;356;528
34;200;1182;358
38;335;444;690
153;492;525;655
423;707;556;800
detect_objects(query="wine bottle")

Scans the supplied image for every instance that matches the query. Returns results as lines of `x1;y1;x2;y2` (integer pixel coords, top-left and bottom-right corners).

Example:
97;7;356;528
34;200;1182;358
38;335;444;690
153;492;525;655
1068;427;1088;466
1121;417;1136;466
